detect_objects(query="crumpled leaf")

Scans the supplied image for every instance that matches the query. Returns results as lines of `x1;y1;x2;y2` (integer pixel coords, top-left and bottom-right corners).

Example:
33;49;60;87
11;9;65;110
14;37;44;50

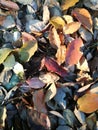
45;82;57;102
26;77;45;89
50;16;65;29
48;26;61;49
61;0;79;11
72;8;93;33
63;22;81;34
18;40;38;62
56;45;66;65
0;48;13;64
33;89;47;113
65;38;83;67
77;93;98;113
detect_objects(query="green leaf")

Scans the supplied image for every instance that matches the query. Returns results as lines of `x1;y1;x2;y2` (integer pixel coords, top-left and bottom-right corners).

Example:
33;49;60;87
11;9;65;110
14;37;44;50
18;40;38;62
3;54;15;70
0;48;13;64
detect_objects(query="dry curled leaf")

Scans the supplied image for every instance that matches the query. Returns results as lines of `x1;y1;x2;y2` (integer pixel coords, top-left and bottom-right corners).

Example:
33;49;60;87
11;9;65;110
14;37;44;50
61;0;79;11
63;22;81;34
48;27;61;49
65;38;83;67
77;93;98;113
72;8;93;33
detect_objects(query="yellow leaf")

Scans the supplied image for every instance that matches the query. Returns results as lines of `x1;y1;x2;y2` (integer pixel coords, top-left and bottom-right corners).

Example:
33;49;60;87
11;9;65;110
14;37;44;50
50;16;65;29
61;0;79;11
77;93;98;113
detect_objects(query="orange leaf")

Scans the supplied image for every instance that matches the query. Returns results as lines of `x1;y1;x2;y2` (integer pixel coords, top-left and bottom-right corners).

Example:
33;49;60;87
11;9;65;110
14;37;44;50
33;89;47;113
65;38;83;66
63;22;81;34
77;93;98;113
72;8;93;33
48;27;61;49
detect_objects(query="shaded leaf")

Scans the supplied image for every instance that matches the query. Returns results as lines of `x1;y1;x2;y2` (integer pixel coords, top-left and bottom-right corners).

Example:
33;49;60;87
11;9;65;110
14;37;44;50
50;16;65;29
18;40;38;62
65;38;83;66
26;77;45;89
0;48;13;64
61;0;79;11
72;8;93;33
77;93;98;113
63;22;81;34
48;26;61;49
56;45;66;65
45;82;57;102
33;89;47;113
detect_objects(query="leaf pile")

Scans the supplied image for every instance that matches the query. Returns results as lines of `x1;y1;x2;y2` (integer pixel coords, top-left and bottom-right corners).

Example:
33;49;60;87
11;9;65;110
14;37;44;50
0;0;98;130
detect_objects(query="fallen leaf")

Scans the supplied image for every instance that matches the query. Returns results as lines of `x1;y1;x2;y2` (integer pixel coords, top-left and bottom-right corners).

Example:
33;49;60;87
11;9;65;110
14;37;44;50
0;48;13;64
56;45;66;65
72;8;93;33
61;0;79;11
26;77;45;89
49;110;64;119
63;22;81;34
50;16;65;29
48;26;61;49
63;15;73;24
18;40;38;62
65;38;83;66
45;82;57;102
77;93;98;113
33;89;47;113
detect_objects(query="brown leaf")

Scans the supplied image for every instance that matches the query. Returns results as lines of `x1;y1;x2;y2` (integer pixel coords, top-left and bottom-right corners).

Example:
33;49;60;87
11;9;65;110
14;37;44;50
26;77;45;89
65;38;83;66
56;45;66;65
63;22;81;34
48;27;61;49
0;16;6;25
77;93;98;113
72;8;93;33
33;89;47;113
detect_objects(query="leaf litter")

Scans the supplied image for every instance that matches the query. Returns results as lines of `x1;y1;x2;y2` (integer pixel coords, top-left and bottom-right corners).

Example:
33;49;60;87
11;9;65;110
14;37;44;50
0;0;98;130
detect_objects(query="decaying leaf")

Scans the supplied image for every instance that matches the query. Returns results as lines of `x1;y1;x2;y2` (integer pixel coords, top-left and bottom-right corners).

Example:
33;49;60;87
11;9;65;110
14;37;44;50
45;82;57;102
50;16;65;29
65;38;83;67
26;77;45;89
48;26;61;49
72;8;93;33
61;0;79;11
18;40;38;62
63;22;81;34
33;89;47;113
56;45;66;65
77;93;98;113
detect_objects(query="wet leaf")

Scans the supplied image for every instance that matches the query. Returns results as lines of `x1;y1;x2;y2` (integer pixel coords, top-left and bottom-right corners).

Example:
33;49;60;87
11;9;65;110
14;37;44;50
33;89;47;113
56;45;66;65
72;8;93;33
65;38;83;66
48;27;61;49
18;40;38;62
50;16;65;29
77;93;98;113
26;77;45;89
61;0;79;11
0;48;13;64
45;82;57;102
63;22;81;34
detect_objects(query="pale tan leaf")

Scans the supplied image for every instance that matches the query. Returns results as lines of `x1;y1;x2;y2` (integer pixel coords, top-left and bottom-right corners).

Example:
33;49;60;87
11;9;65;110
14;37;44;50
63;22;81;34
45;82;57;102
61;0;79;11
63;15;74;24
48;27;61;49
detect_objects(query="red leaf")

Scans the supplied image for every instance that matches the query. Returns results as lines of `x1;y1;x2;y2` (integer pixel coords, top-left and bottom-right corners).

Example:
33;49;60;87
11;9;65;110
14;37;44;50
65;38;83;66
33;89;47;113
26;77;45;89
43;57;68;78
